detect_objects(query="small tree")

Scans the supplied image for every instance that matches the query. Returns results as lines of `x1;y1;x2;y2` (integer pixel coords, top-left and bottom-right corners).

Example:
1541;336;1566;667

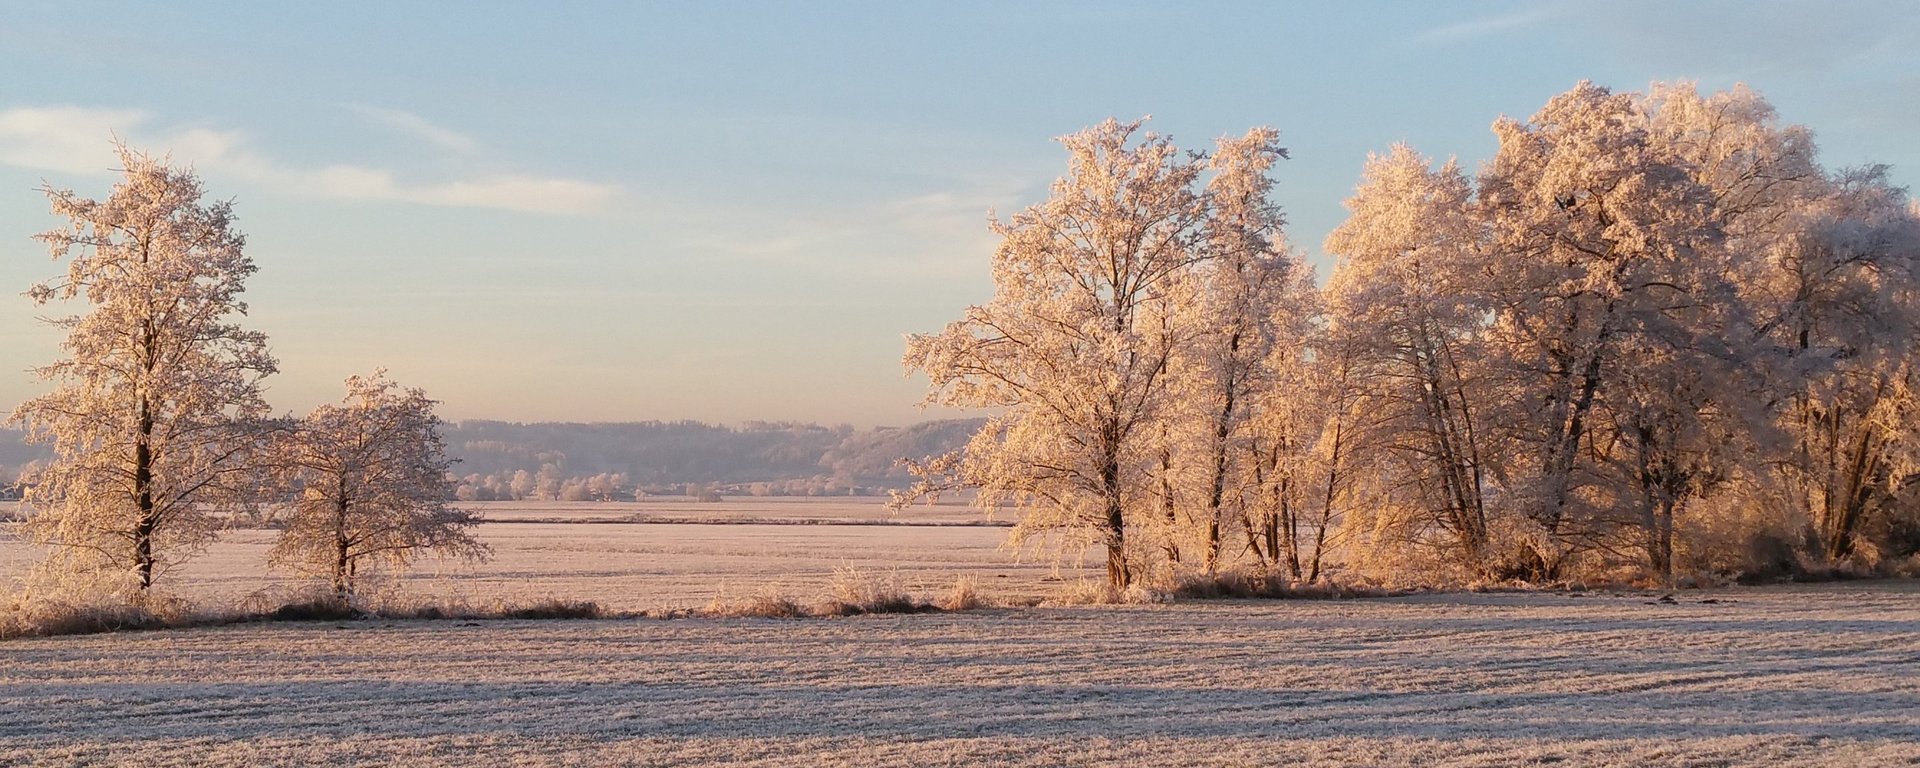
12;144;277;592
270;373;487;600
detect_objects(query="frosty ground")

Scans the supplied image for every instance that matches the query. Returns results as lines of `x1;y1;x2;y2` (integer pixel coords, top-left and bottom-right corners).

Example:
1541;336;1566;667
3;581;1917;767
0;499;1096;611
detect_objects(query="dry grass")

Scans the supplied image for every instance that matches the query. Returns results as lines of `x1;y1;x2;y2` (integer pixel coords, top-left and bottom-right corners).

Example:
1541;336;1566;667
1042;578;1172;606
821;566;934;615
1;587;610;639
0;595;183;639
0;500;1098;613
938;575;983;611
697;568;966;618
3;566;989;637
700;591;810;619
1167;569;1399;600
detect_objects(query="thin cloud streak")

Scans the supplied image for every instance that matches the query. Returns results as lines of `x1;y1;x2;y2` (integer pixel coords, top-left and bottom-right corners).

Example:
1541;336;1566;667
0;105;617;215
343;104;483;153
1411;6;1562;46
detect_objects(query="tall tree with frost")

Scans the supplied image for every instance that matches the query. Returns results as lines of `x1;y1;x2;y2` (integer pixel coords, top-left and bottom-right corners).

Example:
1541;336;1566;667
1324;145;1496;576
1183;127;1305;573
1756;169;1920;561
899;118;1208;589
270;372;487;599
12;145;276;591
1235;284;1333;579
1597;316;1753;582
1475;82;1728;573
1608;83;1918;571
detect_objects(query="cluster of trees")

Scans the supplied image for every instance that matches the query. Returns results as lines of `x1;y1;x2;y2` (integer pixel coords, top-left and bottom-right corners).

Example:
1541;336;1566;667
9;146;481;600
440;417;981;500
0;418;986;503
902;83;1920;590
0;428;46;498
453;472;861;502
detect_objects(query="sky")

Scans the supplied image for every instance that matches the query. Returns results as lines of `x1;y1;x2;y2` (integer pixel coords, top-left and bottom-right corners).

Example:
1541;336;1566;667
0;1;1916;427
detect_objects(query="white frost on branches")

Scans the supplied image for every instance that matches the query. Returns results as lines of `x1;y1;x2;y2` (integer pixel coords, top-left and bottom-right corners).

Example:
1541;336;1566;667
11;144;276;592
269;372;488;599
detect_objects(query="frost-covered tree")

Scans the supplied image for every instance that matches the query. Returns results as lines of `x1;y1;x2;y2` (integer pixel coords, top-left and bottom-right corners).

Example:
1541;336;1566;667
1753;169;1920;562
1326;81;1920;582
11;145;277;591
1324;145;1497;578
1474;82;1737;573
899;118;1210;588
1180;127;1309;573
269;372;487;599
1236;291;1336;581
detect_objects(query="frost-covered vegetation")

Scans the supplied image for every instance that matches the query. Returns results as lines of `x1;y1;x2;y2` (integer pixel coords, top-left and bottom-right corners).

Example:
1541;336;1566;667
5;81;1920;647
2;582;1914;766
902;82;1920;591
0;418;987;504
4;145;480;619
0;498;1078;631
441;417;983;500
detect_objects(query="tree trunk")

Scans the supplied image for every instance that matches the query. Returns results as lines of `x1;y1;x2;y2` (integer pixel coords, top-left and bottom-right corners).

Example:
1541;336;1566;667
1824;420;1883;562
1540;337;1607;537
1279;476;1302;580
332;482;353;600
1652;496;1676;586
1203;349;1240;575
133;395;156;591
1101;436;1129;590
1159;430;1180;564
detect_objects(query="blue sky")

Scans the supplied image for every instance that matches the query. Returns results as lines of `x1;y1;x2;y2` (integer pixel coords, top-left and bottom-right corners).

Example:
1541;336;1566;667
1;1;1915;426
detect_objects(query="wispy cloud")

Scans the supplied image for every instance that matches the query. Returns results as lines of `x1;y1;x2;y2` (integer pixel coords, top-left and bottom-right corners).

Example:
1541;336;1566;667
344;104;482;153
1411;6;1561;46
677;183;1020;278
0;105;617;215
0;105;153;174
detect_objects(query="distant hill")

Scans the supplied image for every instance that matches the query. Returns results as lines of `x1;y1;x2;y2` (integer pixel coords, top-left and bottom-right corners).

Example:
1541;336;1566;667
0;419;986;500
442;418;985;497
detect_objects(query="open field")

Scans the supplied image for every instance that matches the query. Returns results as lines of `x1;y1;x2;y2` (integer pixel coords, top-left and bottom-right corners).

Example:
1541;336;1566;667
0;499;1095;611
2;582;1916;766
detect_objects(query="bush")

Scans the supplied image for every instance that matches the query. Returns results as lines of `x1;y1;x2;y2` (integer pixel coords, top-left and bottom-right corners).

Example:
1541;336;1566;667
268;597;361;621
824;567;933;615
1166;570;1393;600
498;599;602;620
701;591;809;619
1043;579;1170;606
1;585;202;639
939;576;983;611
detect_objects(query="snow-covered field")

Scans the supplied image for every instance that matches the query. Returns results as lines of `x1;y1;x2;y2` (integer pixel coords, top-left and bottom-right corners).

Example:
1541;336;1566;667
2;582;1916;766
0;499;1093;610
4;500;1917;765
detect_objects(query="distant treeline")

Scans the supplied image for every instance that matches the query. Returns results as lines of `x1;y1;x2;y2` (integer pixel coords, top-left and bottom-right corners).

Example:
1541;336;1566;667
0;418;984;502
444;418;983;500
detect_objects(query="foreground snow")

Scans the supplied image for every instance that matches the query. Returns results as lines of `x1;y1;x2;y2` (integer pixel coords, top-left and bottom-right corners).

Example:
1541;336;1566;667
3;582;1916;766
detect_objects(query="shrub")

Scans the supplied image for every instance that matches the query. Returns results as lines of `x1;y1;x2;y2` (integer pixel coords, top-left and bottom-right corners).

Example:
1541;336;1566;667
1043;579;1170;606
701;591;809;619
939;576;983;611
498;599;602;620
1;582;201;639
825;567;931;614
